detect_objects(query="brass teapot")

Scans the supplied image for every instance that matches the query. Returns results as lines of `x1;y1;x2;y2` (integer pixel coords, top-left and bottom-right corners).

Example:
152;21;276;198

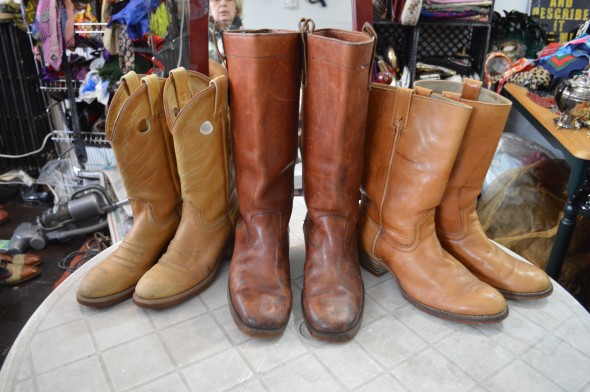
554;73;590;129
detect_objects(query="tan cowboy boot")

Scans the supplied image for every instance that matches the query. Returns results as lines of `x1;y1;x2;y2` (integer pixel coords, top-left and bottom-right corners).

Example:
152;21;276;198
223;29;302;337
359;83;508;323
414;79;552;300
77;73;181;308
300;19;375;341
133;68;238;308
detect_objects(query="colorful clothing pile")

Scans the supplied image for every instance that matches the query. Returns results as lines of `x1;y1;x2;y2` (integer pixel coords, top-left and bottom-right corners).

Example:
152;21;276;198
421;0;492;21
536;34;590;79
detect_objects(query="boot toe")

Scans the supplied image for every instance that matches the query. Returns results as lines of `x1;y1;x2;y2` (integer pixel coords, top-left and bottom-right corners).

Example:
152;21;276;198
303;291;363;340
133;265;202;306
77;263;137;305
229;288;291;335
498;262;553;300
415;282;508;324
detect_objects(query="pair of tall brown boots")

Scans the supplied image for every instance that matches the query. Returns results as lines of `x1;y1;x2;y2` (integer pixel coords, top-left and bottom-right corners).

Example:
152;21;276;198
77;65;238;309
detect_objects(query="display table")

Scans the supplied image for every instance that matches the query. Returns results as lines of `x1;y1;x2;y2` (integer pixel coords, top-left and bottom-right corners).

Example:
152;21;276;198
1;197;590;392
502;83;590;280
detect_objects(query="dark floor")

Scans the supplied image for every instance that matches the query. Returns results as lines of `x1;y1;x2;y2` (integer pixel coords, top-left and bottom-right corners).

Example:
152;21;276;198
0;193;87;368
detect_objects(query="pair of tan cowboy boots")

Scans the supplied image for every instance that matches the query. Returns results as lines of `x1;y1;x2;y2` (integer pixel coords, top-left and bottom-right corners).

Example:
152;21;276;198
358;79;552;324
224;20;376;342
77;65;237;309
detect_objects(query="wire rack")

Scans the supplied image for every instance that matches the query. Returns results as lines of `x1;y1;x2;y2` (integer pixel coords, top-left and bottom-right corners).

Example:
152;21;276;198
52;130;114;170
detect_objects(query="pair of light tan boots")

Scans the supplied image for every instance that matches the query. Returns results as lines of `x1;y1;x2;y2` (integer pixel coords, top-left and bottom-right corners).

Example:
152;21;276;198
358;79;553;324
76;65;237;309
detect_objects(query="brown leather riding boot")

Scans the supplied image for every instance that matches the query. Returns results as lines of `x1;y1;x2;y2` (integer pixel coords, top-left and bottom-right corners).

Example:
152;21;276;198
133;68;238;309
223;30;302;337
359;84;508;323
77;73;181;308
300;20;375;341
414;79;553;300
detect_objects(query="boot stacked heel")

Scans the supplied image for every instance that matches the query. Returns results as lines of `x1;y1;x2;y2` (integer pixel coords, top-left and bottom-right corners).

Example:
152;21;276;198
358;249;388;277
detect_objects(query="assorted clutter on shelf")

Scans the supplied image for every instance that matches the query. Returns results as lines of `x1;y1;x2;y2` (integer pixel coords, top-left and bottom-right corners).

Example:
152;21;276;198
371;0;494;87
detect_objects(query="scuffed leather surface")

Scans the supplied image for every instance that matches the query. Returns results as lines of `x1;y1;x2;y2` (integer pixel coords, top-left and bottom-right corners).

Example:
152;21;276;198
224;31;301;332
301;29;374;336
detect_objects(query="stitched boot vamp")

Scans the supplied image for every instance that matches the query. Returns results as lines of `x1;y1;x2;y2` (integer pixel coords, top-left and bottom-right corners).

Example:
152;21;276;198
303;216;363;336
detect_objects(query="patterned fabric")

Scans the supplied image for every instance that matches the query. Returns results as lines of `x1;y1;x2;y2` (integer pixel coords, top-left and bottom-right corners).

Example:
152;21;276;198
420;9;478;18
35;0;63;70
116;23;134;73
400;0;423;25
537;35;590;79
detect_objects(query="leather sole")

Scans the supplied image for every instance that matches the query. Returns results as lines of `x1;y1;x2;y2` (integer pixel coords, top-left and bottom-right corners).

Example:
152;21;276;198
227;286;289;339
76;286;135;308
359;249;509;324
301;289;364;342
133;236;234;309
497;284;553;301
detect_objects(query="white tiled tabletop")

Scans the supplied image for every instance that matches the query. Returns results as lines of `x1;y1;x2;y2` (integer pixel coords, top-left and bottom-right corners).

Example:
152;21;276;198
1;196;590;392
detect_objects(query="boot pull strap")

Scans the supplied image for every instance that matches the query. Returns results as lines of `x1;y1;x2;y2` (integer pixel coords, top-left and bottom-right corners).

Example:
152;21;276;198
391;87;413;132
120;71;141;94
442;91;461;101
214;29;227;68
169;67;192;110
362;22;378;88
210;74;228;116
414;86;432;97
299;17;316;87
461;78;482;101
141;74;162;117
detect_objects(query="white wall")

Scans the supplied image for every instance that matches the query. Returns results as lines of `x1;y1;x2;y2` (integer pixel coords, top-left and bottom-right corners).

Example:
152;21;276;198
241;0;353;30
493;0;530;13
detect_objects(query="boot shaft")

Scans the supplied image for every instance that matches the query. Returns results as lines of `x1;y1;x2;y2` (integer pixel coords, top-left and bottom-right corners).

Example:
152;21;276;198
301;22;375;224
163;68;237;226
361;84;472;244
223;30;302;223
413;80;512;235
106;73;181;223
413;80;512;201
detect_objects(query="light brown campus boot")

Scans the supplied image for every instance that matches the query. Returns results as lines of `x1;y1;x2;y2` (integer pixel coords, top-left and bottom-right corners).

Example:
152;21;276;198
300;20;375;341
223;30;302;337
414;79;553;300
77;73;181;308
359;84;508;324
133;68;238;309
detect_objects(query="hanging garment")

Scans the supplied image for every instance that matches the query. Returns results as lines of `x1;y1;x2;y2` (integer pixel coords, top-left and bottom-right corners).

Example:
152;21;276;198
116;22;134;73
35;0;64;70
108;0;158;40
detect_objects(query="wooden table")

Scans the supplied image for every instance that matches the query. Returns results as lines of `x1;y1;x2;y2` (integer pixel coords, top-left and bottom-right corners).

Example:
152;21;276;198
502;83;590;280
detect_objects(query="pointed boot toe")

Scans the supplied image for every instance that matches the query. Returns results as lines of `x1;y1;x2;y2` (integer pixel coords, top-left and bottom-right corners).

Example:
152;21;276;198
77;261;140;307
1;253;43;266
494;261;553;300
450;282;509;323
133;254;221;309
